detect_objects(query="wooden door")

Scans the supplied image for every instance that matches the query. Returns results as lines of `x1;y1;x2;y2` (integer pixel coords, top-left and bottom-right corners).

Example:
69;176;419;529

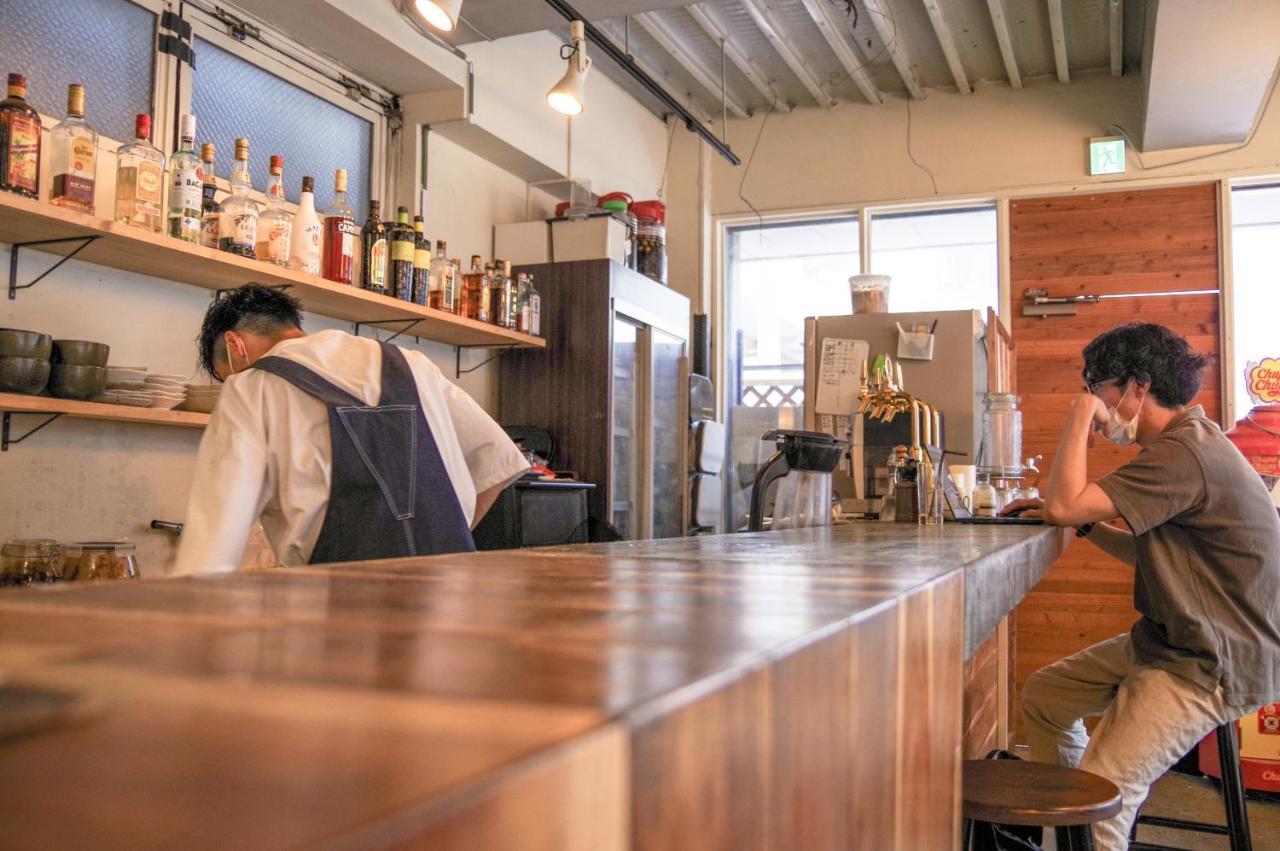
1009;183;1222;734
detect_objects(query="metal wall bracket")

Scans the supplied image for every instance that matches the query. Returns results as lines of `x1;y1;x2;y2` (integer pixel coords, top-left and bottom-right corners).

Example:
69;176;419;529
2;412;62;452
455;344;520;378
353;318;421;345
9;236;99;300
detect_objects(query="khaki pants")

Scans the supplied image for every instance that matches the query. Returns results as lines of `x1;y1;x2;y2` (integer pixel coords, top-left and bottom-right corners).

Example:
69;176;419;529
1022;634;1255;851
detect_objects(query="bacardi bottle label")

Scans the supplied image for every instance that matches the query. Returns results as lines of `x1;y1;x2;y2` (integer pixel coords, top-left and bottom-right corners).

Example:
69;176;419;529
171;165;202;213
133;160;163;217
5;114;39;193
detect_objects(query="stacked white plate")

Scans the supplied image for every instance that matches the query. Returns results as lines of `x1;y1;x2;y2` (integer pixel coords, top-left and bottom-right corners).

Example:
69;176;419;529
103;365;153;406
181;383;222;414
144;373;188;410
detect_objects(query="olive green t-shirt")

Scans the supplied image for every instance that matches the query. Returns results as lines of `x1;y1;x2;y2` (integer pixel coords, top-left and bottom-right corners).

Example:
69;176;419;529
1096;406;1280;705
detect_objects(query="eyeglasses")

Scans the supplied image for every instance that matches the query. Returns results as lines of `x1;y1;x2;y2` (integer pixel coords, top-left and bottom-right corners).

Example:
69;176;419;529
1083;376;1118;395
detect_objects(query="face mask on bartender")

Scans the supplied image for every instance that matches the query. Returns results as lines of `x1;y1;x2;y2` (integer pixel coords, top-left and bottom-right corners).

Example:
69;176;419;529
221;332;251;380
1102;381;1146;446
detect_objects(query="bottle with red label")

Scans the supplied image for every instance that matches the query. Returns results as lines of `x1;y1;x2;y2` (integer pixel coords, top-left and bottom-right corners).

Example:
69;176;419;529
114;114;166;233
322;168;357;284
0;73;41;199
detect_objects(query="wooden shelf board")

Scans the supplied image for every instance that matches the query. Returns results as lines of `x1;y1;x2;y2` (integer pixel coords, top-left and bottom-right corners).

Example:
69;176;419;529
0;192;546;350
0;393;211;428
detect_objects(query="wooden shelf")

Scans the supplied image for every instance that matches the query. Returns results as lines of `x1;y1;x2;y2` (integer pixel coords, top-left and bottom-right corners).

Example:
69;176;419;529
0;392;211;429
0;192;546;350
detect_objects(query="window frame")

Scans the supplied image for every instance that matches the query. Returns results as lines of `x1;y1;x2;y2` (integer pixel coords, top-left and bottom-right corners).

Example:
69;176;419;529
1224;176;1280;422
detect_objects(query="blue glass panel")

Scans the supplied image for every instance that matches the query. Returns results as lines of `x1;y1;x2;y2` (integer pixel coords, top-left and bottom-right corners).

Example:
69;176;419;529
192;38;372;215
0;0;156;142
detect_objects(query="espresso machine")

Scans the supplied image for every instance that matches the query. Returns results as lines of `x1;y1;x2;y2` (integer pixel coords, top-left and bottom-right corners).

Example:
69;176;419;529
747;430;848;532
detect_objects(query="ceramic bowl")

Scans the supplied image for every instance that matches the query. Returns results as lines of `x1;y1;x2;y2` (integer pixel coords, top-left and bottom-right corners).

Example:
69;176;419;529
0;328;53;360
49;364;107;400
0;356;51;394
52;340;110;367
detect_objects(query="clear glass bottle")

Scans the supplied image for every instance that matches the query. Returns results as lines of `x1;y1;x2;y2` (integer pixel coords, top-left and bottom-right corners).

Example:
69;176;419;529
256;155;292;266
972;471;999;518
489;259;516;329
515;272;531;333
388;206;415;301
429;241;453;312
527;274;542;336
198;143;221;249
219;137;257;258
322;168;357;284
411;215;430;306
0;73;41;199
360;200;387;294
289;174;322;275
114;113;166;232
166;113;201;243
462;255;490;323
449;257;463;314
49;83;97;214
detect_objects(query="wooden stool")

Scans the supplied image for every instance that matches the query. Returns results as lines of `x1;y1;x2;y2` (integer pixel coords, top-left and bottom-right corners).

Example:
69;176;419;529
1130;721;1253;851
963;759;1122;851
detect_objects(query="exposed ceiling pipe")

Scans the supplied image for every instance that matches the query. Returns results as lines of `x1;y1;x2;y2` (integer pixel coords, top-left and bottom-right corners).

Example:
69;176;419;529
540;0;741;166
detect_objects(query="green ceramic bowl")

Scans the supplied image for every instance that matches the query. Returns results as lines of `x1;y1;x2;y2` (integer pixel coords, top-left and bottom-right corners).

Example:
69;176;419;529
0;328;52;360
52;339;110;367
49;364;106;400
0;356;51;395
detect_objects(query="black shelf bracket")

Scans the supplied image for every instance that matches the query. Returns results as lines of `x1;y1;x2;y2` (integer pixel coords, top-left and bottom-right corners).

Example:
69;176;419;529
8;235;99;300
1;411;62;452
455;344;521;378
353;318;421;345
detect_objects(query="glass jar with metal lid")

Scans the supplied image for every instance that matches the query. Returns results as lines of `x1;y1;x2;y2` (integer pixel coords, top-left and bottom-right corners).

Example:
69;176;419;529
631;199;667;286
64;542;140;581
1;539;64;586
983;393;1023;471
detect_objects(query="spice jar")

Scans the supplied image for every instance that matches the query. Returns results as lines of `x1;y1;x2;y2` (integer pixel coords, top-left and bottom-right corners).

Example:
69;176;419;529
64;542;140;581
1;539;64;586
971;472;999;518
631;200;667;286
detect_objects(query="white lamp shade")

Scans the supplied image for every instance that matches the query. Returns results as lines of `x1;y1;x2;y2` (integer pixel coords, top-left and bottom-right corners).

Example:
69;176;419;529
414;0;461;31
547;63;587;116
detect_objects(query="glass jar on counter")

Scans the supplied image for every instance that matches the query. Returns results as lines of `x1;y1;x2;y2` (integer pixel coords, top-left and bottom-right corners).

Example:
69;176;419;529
601;199;637;270
971;472;999;518
983;393;1023;471
1;539;64;586
631;200;667;286
64;542;140;581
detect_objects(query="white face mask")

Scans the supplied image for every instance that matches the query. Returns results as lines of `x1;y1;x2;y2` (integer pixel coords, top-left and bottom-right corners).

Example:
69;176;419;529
223;334;248;379
1103;383;1143;446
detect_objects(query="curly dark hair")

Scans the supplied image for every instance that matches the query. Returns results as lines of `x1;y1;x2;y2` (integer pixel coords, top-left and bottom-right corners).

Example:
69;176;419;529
198;285;303;378
1081;323;1210;407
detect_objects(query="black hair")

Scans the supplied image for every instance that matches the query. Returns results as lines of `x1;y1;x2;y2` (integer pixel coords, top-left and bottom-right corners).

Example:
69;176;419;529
197;285;303;378
1081;323;1210;407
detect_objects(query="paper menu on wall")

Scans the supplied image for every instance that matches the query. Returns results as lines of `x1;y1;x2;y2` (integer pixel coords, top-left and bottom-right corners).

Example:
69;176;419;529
814;338;870;415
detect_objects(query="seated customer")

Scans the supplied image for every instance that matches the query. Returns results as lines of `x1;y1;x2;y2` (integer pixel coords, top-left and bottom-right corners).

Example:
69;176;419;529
1002;322;1280;851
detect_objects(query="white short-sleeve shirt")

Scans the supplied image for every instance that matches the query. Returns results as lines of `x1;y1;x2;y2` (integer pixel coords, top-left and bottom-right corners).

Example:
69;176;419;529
173;330;528;574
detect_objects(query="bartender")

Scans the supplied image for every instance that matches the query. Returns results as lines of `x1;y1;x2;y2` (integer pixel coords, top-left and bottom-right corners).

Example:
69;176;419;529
173;285;528;574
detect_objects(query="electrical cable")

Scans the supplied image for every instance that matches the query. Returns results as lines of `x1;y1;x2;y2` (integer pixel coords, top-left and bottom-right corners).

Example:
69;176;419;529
737;95;780;228
657;115;678;199
905;97;939;195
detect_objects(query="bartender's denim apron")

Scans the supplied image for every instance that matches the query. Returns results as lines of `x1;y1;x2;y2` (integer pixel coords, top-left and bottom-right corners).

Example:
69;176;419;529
251;341;476;563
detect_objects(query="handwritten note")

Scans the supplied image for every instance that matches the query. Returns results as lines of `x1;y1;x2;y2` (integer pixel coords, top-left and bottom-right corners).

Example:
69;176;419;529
815;337;869;415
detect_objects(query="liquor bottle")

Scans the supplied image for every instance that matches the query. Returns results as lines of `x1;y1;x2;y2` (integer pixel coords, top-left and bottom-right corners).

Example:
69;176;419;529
388;206;415;301
360;200;387;294
515;272;531;334
528;274;542;337
289;175;322;275
489;259;515;329
0;73;41;199
198;143;221;249
219;137;257;258
321;168;357;285
49;83;97;214
166;113;201;243
462;256;490;323
256;155;292;266
411;215;430;306
429;241;453;312
114;114;166;232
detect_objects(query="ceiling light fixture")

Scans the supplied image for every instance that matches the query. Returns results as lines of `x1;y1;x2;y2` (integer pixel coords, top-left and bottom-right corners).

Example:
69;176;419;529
547;20;591;116
409;0;461;32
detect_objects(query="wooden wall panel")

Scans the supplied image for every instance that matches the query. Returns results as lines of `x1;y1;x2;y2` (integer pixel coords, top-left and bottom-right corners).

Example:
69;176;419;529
1009;183;1221;737
964;626;1001;759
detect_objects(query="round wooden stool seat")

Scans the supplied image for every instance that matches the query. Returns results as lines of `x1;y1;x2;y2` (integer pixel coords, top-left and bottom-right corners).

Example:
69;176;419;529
963;760;1122;827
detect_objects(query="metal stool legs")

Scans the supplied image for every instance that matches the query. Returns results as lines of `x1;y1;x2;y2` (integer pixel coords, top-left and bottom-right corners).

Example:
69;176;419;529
1054;824;1096;851
1130;721;1253;851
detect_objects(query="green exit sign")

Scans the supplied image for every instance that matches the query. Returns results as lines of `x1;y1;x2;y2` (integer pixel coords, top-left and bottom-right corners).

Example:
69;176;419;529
1089;137;1126;175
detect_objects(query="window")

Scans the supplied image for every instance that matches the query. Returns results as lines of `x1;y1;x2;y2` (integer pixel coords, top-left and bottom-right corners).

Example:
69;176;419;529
0;0;157;141
869;205;999;316
191;36;375;215
1230;184;1280;422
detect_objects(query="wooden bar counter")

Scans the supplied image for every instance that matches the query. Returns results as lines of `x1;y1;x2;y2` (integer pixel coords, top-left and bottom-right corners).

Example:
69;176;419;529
0;523;1065;850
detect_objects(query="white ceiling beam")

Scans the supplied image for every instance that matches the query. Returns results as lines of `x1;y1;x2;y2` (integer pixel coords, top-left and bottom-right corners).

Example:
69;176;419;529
984;0;1022;87
600;20;715;125
795;0;883;105
686;4;791;112
921;0;971;94
1109;0;1123;76
633;12;750;119
861;0;925;99
1046;0;1070;83
738;0;836;108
